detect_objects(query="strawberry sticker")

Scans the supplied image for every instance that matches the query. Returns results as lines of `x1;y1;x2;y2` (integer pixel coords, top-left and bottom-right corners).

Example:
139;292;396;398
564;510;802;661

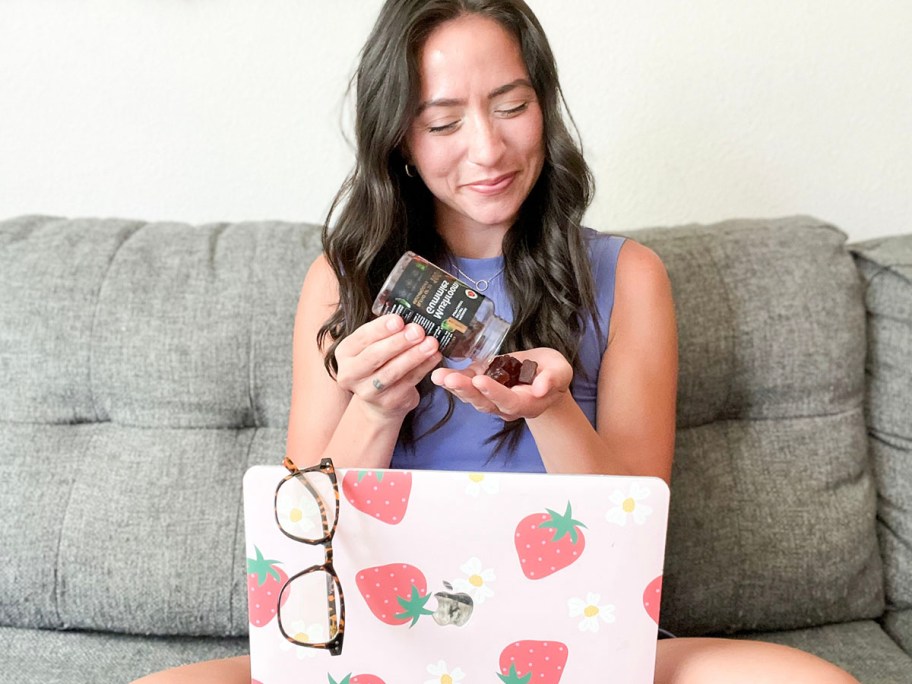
356;563;434;627
498;640;568;683
643;575;662;624
328;674;386;684
246;546;289;628
342;470;412;524
514;502;587;579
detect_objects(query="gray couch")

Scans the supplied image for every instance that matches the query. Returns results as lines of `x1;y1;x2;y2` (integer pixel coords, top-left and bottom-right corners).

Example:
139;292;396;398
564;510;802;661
1;214;910;683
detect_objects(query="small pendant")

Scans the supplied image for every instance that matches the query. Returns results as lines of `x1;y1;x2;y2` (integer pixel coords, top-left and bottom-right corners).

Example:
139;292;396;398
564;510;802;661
474;279;489;292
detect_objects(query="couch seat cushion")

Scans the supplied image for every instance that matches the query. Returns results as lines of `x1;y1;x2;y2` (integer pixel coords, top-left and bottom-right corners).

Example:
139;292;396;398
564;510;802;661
1;626;247;684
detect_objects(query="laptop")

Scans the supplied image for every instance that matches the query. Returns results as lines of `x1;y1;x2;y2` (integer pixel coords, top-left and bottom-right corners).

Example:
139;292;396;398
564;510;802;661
243;460;669;684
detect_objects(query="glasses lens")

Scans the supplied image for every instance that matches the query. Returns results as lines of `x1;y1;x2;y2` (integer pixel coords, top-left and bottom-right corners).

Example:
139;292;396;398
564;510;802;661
279;570;343;644
276;469;337;541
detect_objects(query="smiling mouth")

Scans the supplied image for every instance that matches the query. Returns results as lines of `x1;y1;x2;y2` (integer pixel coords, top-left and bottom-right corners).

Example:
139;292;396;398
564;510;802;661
465;172;517;195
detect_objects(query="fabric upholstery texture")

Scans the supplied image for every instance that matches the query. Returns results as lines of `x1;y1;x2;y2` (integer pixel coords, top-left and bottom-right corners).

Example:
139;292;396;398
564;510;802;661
630;217;883;634
882;609;912;658
851;234;912;656
0;217;318;637
1;214;909;682
0;626;247;684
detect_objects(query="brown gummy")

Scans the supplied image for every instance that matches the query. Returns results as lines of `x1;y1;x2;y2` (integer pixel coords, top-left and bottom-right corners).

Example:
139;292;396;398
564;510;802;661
484;354;528;388
518;359;538;385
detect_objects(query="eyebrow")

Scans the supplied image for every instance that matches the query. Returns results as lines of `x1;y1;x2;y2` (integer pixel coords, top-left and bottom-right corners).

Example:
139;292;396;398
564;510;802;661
415;78;535;115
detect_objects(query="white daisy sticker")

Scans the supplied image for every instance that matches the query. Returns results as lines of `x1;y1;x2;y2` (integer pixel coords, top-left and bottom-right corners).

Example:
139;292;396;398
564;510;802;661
278;621;324;659
465;472;499;497
425;659;466;684
605;482;652;526
449;556;496;604
568;593;616;632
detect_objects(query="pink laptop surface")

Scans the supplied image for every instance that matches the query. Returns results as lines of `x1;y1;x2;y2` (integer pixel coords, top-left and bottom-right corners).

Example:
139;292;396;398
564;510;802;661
243;462;669;684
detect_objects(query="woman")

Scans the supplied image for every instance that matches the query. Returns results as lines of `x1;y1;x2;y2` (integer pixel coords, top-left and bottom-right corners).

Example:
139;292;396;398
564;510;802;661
135;1;858;682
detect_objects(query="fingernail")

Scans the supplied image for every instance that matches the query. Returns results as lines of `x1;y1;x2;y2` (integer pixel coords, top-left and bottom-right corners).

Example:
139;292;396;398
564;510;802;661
419;338;436;352
386;316;402;331
405;325;423;342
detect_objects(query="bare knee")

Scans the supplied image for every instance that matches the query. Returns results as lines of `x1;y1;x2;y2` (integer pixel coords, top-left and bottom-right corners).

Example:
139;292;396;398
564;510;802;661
655;637;859;684
130;656;250;684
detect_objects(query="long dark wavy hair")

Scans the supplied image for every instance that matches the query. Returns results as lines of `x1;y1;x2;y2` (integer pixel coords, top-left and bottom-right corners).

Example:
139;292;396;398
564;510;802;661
318;0;597;455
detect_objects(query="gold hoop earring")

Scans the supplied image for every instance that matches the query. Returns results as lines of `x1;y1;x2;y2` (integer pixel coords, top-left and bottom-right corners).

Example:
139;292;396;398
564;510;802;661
404;163;415;178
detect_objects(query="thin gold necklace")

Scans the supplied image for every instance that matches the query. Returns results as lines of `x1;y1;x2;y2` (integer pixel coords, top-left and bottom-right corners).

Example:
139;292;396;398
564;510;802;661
453;263;505;292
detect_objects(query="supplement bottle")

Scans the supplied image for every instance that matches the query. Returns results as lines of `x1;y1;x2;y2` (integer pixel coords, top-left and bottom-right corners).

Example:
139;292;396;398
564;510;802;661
372;251;509;366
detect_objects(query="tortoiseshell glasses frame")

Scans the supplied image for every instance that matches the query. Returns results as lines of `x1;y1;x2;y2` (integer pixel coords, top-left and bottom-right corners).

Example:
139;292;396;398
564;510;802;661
273;457;345;656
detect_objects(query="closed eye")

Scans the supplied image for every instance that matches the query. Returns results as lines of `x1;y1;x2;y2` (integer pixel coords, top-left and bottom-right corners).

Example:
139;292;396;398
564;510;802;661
496;102;529;117
425;101;529;134
428;120;460;134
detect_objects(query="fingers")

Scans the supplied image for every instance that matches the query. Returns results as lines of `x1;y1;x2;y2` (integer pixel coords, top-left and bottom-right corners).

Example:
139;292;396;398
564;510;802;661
370;337;441;393
432;368;508;416
430;367;474;389
431;353;565;421
337;314;426;369
336;315;439;392
339;314;404;356
361;344;442;416
473;374;528;416
527;367;556;399
400;347;445;388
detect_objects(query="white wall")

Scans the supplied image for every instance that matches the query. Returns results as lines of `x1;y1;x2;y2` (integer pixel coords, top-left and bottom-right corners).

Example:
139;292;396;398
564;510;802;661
1;0;910;242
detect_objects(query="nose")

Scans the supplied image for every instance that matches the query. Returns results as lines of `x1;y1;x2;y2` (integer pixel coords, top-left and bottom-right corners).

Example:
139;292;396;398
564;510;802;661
466;115;506;167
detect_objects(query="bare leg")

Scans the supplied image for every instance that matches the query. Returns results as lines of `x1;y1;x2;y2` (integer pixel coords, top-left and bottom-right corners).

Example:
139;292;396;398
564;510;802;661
130;639;860;684
655;638;859;684
130;656;250;684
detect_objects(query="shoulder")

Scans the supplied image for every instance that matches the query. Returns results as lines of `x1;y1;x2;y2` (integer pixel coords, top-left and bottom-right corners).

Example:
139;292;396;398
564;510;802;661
580;226;668;286
578;227;673;345
579;227;628;284
304;252;336;286
294;253;340;349
581;226;625;258
617;239;669;285
298;253;339;304
611;238;674;343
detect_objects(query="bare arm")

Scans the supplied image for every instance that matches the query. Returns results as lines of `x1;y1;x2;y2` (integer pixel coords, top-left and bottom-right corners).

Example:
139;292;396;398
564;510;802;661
528;241;677;482
284;255;442;470
431;240;677;482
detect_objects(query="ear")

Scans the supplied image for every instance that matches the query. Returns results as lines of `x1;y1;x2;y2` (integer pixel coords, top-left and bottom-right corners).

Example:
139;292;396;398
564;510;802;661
399;147;411;165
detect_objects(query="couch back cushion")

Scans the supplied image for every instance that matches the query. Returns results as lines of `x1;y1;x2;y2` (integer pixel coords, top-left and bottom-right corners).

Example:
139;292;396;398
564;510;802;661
0;216;319;636
630;216;883;634
0;214;883;637
851;236;912;616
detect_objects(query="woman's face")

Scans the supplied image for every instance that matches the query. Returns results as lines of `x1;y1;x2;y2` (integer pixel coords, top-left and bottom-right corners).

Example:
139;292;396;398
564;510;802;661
405;14;545;250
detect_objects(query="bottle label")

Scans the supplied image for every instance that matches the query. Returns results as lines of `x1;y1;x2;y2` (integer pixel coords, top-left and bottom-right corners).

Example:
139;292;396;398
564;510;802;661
377;257;484;355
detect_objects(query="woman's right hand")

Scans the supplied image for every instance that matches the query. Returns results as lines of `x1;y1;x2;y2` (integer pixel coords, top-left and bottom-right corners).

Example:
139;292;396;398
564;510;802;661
333;314;442;419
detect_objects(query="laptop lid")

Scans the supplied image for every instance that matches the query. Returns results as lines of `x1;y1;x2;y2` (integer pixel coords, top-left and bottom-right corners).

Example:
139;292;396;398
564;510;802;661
243;463;669;684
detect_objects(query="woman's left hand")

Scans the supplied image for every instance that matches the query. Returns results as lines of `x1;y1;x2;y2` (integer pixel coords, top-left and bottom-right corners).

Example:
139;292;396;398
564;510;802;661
430;347;573;421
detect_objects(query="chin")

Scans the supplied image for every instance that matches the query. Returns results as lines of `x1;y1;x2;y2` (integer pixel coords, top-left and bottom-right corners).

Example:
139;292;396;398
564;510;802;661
462;203;525;231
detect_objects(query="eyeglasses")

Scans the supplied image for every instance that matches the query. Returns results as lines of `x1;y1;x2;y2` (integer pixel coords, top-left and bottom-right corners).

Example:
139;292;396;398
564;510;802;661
273;458;345;656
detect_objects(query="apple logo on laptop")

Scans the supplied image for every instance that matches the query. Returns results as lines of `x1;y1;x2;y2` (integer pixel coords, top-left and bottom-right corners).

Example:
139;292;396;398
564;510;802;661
432;581;474;627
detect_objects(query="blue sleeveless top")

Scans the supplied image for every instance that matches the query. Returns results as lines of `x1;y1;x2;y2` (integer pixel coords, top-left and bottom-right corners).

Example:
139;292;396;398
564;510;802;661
390;228;625;473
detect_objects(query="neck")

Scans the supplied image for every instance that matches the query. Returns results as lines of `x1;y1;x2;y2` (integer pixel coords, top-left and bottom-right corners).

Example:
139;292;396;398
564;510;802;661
435;205;509;258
